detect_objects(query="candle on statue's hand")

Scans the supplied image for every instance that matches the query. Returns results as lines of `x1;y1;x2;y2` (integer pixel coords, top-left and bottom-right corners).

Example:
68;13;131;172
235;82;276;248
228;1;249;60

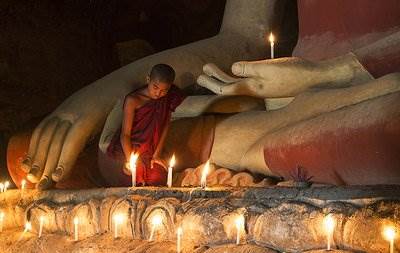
384;226;396;253
323;214;335;251
167;154;176;188
129;153;139;187
269;32;275;59
200;160;210;189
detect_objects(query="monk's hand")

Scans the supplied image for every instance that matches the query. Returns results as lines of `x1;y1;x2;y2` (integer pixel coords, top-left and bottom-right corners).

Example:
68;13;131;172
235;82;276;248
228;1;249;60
123;162;132;176
151;157;167;170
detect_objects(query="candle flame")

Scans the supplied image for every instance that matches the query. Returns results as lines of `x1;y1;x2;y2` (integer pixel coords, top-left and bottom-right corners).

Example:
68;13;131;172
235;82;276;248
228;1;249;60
201;160;210;188
177;227;183;236
24;221;32;232
4;181;9;192
0;212;4;219
113;213;125;225
323;214;335;234
151;214;163;227
129;153;139;171
384;226;396;241
269;32;274;43
40;216;45;223
73;217;79;225
235;215;245;229
169;154;176;168
21;179;26;190
0;183;3;192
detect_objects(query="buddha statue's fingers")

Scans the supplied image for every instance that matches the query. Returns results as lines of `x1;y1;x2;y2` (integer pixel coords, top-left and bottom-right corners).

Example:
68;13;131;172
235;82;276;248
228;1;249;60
231;59;271;78
21;117;49;173
197;74;227;95
202;63;241;83
51;117;96;183
26;118;59;183
37;120;71;190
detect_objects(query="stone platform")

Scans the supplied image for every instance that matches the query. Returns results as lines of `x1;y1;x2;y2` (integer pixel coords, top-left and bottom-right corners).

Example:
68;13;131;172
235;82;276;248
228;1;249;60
0;185;399;253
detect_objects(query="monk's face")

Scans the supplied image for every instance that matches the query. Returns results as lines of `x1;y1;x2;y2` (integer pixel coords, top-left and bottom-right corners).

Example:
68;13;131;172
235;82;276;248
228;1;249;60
147;79;171;99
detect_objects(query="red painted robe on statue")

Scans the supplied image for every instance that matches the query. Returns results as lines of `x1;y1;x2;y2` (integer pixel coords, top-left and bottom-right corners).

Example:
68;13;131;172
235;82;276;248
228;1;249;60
104;85;186;187
264;0;400;185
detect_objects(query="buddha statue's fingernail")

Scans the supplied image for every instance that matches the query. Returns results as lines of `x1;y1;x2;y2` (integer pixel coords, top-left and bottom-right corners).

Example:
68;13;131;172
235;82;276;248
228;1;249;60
232;62;244;76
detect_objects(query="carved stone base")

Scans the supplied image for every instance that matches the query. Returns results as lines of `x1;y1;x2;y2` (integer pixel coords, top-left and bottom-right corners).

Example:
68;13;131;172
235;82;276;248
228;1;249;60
0;186;399;252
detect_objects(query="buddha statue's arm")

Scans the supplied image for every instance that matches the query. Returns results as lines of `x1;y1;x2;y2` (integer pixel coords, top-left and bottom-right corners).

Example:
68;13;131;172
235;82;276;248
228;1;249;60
22;0;284;189
197;30;400;98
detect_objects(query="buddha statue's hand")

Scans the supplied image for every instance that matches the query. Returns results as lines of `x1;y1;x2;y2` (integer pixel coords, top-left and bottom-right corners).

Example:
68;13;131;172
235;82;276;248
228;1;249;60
197;58;321;98
21;84;118;188
197;54;369;98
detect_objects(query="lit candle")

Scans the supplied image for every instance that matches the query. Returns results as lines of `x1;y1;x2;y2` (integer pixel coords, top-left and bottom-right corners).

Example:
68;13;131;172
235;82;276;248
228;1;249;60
21;179;26;198
149;214;162;241
0;183;4;193
4;181;9;193
200;160;210;189
73;217;79;241
129;153;139;187
323;214;335;251
269;32;275;59
167;154;176;188
21;179;26;190
235;215;245;245
113;213;125;239
24;221;32;233
0;212;4;232
384;226;396;253
38;216;44;238
177;227;183;253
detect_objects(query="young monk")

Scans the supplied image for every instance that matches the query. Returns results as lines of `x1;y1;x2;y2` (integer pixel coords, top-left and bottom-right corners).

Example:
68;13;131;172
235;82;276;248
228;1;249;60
105;64;186;186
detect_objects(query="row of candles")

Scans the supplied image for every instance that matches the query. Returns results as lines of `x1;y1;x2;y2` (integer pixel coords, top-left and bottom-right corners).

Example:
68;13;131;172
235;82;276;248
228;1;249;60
0;150;398;252
0;207;397;252
128;153;209;189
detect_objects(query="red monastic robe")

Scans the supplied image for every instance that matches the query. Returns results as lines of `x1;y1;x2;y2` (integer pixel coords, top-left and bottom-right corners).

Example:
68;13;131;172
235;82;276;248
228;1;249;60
105;85;186;186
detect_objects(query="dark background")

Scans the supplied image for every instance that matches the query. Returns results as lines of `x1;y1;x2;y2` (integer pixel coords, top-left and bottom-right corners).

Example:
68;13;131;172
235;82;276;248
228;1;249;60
0;0;298;183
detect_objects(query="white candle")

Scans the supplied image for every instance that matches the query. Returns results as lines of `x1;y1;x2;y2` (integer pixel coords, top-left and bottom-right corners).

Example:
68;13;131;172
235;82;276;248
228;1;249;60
24;221;32;233
167;155;176;188
4;181;9;193
129;153;139;187
323;214;335;250
73;217;79;241
21;179;26;190
113;214;125;239
38;216;44;238
149;214;162;241
0;212;4;232
269;32;275;59
177;227;183;253
384;226;396;253
200;160;210;189
235;215;244;245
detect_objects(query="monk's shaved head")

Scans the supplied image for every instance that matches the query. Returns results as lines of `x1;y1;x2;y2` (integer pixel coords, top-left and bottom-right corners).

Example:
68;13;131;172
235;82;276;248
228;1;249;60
149;64;175;84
